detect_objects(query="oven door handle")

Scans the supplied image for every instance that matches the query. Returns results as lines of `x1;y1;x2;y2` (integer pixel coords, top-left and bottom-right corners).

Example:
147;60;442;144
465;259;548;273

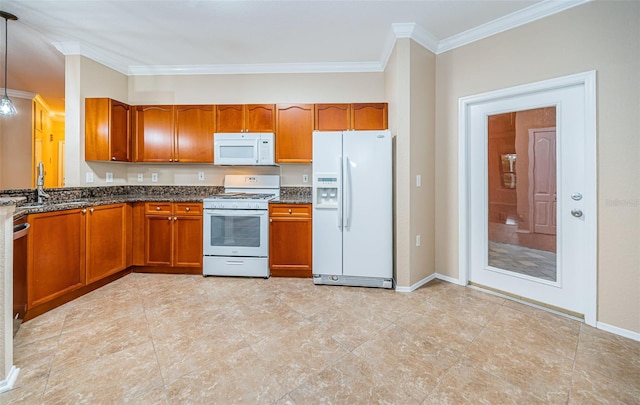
204;209;267;216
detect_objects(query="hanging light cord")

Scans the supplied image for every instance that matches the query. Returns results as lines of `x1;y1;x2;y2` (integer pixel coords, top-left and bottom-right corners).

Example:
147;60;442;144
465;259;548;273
3;15;8;97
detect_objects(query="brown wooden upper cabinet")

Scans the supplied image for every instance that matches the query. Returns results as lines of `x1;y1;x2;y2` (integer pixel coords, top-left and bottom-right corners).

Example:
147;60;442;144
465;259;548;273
85;98;131;162
215;104;275;133
314;103;388;131
275;104;314;163
134;105;214;163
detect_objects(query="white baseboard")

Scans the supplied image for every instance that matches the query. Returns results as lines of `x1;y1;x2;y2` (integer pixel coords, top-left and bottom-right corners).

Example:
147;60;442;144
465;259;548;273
597;322;640;342
435;273;463;285
394;272;464;292
395;273;437;292
0;366;20;394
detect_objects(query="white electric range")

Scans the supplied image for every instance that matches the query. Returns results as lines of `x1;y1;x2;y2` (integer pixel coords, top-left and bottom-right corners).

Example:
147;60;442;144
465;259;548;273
202;175;280;278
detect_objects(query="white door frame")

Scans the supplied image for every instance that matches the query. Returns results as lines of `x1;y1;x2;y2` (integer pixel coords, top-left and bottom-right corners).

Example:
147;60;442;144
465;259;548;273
458;71;597;326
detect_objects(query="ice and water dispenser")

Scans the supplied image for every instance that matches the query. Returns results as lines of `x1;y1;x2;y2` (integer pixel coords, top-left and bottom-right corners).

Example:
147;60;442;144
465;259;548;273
314;174;339;208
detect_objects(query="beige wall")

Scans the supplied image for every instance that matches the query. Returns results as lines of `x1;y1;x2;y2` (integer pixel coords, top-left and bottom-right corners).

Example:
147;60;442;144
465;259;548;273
0;97;33;189
409;40;436;286
384;39;436;288
65;56;129;187
435;0;640;333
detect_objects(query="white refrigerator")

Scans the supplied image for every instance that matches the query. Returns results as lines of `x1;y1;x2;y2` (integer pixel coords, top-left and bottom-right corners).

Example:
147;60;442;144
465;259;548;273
312;130;393;288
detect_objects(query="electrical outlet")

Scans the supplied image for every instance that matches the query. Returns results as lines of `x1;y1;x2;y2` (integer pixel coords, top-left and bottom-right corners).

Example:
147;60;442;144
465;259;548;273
137;173;143;182
86;172;94;183
416;235;421;246
106;172;113;183
151;173;158;183
416;174;422;187
302;174;309;183
198;172;205;181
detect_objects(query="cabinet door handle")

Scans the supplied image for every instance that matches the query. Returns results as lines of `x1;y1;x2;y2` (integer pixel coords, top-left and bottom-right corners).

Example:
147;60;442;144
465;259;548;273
169;159;173;162
81;209;86;214
288;209;292;214
90;208;94;213
168;216;172;220
186;207;190;212
111;157;116;161
156;207;161;211
174;217;178;221
269;218;272;222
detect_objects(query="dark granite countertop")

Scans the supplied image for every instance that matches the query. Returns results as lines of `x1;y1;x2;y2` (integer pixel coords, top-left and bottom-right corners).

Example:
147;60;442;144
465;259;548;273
13;194;207;218
3;185;313;218
0;197;26;206
277;187;311;204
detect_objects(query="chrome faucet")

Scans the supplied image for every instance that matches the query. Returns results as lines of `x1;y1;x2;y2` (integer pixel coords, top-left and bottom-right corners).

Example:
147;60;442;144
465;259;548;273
37;162;50;204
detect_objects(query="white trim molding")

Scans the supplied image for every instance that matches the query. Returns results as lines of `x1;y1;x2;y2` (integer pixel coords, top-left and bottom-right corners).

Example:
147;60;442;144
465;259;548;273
0;366;19;394
458;70;598;327
50;1;591;76
395;273;437;293
127;61;384;76
597;322;640;342
437;0;591;53
7;89;36;100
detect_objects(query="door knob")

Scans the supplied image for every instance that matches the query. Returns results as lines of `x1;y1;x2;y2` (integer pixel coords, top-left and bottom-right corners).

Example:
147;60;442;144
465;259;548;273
571;209;583;218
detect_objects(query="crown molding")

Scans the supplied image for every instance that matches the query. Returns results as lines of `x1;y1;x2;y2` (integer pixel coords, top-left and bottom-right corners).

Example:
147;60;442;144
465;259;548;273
53;41;130;75
33;94;65;121
50;0;591;76
437;0;591;54
7;89;37;100
392;23;439;54
127;61;384;76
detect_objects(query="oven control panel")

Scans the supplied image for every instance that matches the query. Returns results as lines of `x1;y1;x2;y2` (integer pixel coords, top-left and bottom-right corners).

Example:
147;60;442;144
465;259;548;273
204;201;267;210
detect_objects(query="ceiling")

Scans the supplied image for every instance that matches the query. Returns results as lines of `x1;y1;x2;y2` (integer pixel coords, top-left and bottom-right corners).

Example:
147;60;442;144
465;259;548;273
2;0;586;114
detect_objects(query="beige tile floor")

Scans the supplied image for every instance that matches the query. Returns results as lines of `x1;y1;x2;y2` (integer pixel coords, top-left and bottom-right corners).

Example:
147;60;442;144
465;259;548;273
3;273;640;404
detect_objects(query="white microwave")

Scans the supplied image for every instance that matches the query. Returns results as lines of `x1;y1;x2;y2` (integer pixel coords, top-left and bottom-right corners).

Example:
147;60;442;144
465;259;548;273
213;133;275;166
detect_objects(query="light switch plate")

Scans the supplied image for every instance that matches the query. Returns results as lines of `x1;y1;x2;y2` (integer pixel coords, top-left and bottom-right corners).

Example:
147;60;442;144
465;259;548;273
416;174;422;187
198;172;205;181
302;174;309;183
151;173;158;183
106;172;113;183
86;172;94;183
416;235;421;246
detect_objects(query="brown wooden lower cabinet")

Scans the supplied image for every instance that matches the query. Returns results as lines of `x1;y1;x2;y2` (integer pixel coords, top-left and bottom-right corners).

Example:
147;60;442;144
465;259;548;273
86;204;129;284
269;204;312;277
142;202;203;272
27;209;86;309
27;204;130;310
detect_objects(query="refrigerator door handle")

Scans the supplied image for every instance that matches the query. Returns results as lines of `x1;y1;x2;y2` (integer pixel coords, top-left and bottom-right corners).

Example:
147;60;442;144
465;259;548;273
337;156;343;229
344;156;352;230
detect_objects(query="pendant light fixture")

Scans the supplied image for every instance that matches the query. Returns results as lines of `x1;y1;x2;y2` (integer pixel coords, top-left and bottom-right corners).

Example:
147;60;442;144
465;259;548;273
0;11;17;118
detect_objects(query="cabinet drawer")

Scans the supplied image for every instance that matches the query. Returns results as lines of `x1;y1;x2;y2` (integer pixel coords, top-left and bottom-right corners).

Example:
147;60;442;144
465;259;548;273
145;202;172;215
174;203;202;216
269;204;311;217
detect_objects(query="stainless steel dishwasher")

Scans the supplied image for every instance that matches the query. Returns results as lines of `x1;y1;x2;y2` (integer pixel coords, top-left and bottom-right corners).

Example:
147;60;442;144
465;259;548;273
13;217;29;336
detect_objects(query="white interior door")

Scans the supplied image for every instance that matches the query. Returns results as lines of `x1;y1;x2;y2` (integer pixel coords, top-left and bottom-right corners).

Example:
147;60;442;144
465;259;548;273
463;73;597;322
531;128;557;235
